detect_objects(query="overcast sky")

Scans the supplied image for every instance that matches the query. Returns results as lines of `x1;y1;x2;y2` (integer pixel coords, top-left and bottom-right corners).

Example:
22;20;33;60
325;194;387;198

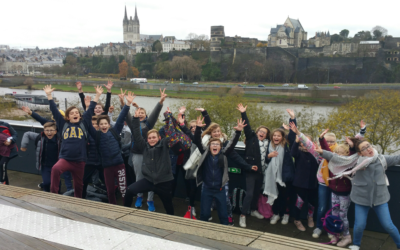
2;0;399;49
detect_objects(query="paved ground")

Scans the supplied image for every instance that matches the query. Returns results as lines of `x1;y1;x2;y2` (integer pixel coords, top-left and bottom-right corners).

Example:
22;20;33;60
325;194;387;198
7;170;398;250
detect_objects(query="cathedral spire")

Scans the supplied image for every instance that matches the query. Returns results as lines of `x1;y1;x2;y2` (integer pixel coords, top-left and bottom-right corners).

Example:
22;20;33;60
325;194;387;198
134;5;139;24
124;5;128;21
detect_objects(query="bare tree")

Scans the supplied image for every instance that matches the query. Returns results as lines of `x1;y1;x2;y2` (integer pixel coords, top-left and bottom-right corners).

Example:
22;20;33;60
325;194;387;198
371;26;388;38
170;56;201;81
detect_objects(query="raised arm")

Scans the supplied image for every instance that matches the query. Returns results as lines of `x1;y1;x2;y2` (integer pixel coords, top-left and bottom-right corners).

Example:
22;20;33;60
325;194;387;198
319;128;331;151
20;131;39;151
21;106;49;125
195;108;212;129
177;112;194;141
102;80;113;114
237;104;253;139
131;115;146;152
384;154;400;167
108;106;116;126
286;109;296;146
44;85;65;131
290;122;320;160
75;81;87;110
113;91;134;134
193;116;206;154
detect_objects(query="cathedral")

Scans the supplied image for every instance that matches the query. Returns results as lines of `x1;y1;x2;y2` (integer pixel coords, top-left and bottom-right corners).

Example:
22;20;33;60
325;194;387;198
123;6;140;44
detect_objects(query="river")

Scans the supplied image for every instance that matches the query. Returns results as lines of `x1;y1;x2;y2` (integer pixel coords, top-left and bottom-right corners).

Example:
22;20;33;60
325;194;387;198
0;87;336;119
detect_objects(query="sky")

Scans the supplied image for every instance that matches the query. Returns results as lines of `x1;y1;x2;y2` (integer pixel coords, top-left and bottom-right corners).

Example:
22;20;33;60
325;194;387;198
2;0;399;49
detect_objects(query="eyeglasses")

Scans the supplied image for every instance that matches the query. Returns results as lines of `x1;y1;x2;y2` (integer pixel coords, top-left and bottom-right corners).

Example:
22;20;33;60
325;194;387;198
44;130;56;133
258;130;267;135
326;141;336;144
360;145;372;152
210;143;221;147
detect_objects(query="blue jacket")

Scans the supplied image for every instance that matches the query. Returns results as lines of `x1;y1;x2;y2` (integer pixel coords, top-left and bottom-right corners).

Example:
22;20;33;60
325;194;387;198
49;100;91;162
203;153;223;190
86;102;130;168
86;134;101;166
0;121;18;159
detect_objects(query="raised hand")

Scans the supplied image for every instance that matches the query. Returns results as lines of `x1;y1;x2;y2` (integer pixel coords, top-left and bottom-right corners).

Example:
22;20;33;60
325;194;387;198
21;106;32;115
166;107;171;114
94;85;103;96
159;88;167;104
236;103;247;113
196;115;206;127
179;106;186;114
109;105;114;113
295;135;300;143
268;151;279;158
315;144;323;154
282;123;290;130
286;109;295;119
134;109;140;118
233;118;247;131
43;85;55;96
289;121;300;135
345;136;354;147
118;88;127;106
75;81;83;92
195;108;205;112
251;165;258;171
177;113;185;124
103;80;114;93
125;91;136;105
320;128;329;139
360;120;366;128
84;96;91;108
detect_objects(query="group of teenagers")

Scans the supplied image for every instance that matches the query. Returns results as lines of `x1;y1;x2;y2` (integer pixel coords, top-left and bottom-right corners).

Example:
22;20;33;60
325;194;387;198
0;82;399;250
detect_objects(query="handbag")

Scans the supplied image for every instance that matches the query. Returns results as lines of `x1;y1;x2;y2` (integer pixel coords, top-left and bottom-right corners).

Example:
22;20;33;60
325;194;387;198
257;194;273;219
183;206;197;220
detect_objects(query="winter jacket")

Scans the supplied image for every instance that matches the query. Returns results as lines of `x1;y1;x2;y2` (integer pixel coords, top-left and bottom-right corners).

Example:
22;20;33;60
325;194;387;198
291;141;319;189
131;115;174;185
79;92;111;114
109;111;131;157
265;118;297;183
321;150;400;207
50;100;91;162
125;102;163;155
86;102;130;168
192;127;241;189
0;121;18;159
86;134;101;166
20;132;61;170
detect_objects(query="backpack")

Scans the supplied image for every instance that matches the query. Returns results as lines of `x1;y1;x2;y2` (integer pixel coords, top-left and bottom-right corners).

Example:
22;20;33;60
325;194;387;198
231;188;246;214
321;204;344;244
0;125;18;153
163;112;192;155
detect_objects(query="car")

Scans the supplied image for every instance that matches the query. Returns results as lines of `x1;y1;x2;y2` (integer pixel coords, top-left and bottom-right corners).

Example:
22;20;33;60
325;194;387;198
297;84;309;89
192;82;198;85
258;84;265;88
179;82;184;85
238;84;243;87
164;81;169;84
243;82;248;84
282;84;289;87
334;86;341;89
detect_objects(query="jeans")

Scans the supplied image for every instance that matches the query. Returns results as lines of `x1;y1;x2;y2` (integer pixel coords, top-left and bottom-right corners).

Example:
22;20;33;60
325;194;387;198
316;184;332;229
62;171;73;191
200;186;228;225
353;203;400;248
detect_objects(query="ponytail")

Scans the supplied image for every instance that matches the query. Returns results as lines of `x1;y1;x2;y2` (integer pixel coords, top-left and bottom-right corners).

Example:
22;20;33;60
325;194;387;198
348;137;367;153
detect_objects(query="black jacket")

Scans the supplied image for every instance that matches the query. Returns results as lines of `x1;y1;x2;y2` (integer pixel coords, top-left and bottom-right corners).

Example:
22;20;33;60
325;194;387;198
131;117;174;184
291;141;319;189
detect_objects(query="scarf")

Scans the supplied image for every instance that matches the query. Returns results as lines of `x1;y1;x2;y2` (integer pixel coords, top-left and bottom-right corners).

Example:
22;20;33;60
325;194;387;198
263;143;285;205
259;139;269;172
328;148;380;180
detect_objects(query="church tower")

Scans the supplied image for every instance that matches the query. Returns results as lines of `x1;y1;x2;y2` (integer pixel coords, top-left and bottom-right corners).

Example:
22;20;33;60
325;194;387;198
123;6;140;44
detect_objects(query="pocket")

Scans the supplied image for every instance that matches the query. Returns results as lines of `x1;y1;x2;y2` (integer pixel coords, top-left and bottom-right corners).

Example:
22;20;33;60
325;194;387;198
352;181;369;199
245;156;257;165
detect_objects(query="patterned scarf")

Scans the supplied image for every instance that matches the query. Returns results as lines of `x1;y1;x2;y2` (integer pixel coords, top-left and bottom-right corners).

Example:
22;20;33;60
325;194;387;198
259;139;269;172
263;143;285;205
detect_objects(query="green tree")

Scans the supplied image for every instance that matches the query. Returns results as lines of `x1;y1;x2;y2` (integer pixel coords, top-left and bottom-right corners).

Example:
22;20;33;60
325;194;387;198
339;29;350;38
152;40;163;54
373;30;382;40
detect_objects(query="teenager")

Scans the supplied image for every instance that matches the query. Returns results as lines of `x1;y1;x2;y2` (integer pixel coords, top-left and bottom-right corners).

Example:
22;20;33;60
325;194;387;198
43;84;101;198
21;106;73;191
263;111;296;226
123;108;184;215
0;121;18;185
124;88;166;211
76;80;112;115
192;116;255;225
85;90;134;204
235;103;270;228
20;122;62;192
315;138;400;250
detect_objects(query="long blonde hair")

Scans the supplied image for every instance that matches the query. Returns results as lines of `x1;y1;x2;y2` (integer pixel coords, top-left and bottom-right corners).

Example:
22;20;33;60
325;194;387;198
201;122;220;138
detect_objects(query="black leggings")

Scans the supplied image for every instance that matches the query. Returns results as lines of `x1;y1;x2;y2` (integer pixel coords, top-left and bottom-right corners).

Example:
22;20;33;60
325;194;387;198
294;186;318;220
0;156;10;185
82;164;105;199
124;178;174;215
272;182;292;216
242;172;263;215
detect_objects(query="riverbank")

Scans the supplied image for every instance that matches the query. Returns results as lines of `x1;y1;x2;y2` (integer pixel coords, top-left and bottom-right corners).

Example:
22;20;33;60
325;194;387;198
9;84;343;105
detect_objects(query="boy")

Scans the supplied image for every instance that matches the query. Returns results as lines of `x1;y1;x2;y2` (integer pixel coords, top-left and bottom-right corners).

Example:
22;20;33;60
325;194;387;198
20;122;60;192
85;91;135;204
0;121;18;185
192;116;255;225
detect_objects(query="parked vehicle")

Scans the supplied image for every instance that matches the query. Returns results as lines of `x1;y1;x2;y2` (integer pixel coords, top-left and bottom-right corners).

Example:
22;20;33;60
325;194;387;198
238;84;244;87
258;84;265;88
192;82;198;85
334;86;341;89
297;84;309;89
179;82;184;85
130;78;147;83
282;84;289;87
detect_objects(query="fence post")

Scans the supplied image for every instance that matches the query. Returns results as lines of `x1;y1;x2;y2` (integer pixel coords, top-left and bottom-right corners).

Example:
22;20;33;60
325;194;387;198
65;98;67;110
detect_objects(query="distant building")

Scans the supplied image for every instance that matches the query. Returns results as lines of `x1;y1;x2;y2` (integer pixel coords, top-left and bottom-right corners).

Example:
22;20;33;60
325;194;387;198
123;6;140;44
210;26;259;51
92;42;134;59
161;40;190;52
308;32;331;48
268;17;308;48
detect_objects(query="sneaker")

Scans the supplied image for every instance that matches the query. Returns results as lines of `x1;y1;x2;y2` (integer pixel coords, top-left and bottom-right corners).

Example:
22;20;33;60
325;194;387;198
294;220;306;231
135;197;143;208
251;210;264;219
228;216;235;226
312;228;322;238
337;235;352;247
38;183;43;189
239;216;246;228
348;246;360;250
331;235;338;245
281;214;290;225
270;214;280;224
328;233;334;239
191;207;196;216
208;217;212;221
147;201;155;212
307;216;314;228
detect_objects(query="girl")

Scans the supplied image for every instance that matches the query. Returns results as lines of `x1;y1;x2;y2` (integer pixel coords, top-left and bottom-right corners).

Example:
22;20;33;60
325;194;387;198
236;103;272;228
0;121;18;185
316;138;400;250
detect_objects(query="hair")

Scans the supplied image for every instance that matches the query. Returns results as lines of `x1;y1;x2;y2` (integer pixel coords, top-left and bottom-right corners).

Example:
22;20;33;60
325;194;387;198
64;106;82;121
334;144;350;155
188;120;196;129
96;115;110;125
91;115;98;121
95;103;104;110
255;126;270;139
208;137;222;147
270;128;287;147
138;107;147;115
324;132;337;140
43;122;56;130
202;122;220;138
147;129;160;138
348;137;368;153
